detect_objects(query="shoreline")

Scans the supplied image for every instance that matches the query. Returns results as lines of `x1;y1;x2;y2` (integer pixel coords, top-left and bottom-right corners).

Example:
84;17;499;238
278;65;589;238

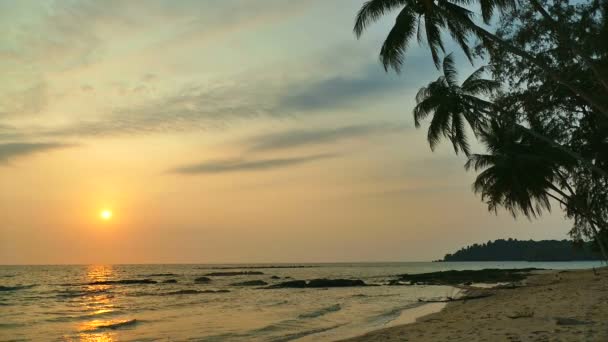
341;267;608;341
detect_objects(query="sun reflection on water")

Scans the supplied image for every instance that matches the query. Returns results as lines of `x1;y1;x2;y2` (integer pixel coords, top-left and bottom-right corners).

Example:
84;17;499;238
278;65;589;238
75;332;117;342
75;265;119;342
86;265;114;283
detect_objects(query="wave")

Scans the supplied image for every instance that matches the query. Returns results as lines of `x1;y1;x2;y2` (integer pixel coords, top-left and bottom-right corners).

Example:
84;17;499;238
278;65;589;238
198;323;344;342
47;309;122;322
298;304;341;319
351;293;399;298
203;271;264;276
0;322;26;329
266;300;289;307
140;273;177;277
270;324;346;342
202;265;319;270
130;289;230;297
87;279;157;285
0;284;37;292
162;289;230;296
56;288;111;298
368;303;424;326
86;319;138;332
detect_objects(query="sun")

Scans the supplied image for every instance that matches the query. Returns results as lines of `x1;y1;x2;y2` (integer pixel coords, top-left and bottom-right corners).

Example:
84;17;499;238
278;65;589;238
100;210;113;220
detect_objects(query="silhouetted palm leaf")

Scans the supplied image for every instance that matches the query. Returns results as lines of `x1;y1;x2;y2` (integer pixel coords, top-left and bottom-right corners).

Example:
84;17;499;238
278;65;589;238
413;53;497;155
478;0;516;24
354;0;480;70
465;119;570;218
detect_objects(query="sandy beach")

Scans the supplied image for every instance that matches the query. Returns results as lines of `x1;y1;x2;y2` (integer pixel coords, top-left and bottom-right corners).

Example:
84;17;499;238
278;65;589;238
343;267;608;342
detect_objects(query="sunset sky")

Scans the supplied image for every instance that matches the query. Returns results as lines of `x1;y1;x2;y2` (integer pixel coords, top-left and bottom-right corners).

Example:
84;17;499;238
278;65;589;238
0;0;571;264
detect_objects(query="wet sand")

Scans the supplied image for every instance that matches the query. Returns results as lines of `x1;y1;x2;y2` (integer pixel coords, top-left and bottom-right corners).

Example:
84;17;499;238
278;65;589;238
343;267;608;342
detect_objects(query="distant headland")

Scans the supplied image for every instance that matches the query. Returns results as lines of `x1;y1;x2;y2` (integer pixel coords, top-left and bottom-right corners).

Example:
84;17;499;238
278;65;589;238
440;239;602;262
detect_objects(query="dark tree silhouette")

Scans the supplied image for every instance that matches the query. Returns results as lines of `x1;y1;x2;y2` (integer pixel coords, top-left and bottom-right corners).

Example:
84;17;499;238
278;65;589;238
442;238;601;261
413;53;498;155
353;0;608;261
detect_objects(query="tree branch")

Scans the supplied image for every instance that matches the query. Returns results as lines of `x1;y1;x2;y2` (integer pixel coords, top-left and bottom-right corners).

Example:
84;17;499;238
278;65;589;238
529;0;608;92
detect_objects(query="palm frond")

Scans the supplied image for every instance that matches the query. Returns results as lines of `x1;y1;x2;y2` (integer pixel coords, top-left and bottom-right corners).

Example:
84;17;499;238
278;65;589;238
450;109;471;155
379;7;418;72
462;78;501;96
354;0;409;38
424;12;446;68
442;53;459;87
478;0;516;24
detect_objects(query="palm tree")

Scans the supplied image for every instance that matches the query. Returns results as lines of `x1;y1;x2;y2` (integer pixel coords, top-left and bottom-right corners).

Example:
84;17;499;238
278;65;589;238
413;53;608;179
413;53;499;155
415;53;608;179
354;0;479;69
466;118;608;260
466;119;561;218
353;0;608;119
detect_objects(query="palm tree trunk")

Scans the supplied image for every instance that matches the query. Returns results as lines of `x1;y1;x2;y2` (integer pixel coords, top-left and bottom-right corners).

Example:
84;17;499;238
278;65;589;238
470;25;608;120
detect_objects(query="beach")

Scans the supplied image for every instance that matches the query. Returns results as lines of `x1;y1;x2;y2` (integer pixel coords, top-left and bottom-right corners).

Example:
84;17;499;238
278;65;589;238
344;267;608;342
1;263;604;341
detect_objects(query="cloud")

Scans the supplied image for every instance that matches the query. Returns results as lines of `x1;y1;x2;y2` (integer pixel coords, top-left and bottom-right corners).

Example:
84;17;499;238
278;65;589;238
40;60;416;138
245;122;409;152
142;73;157;82
170;153;337;175
0;125;23;141
278;64;409;112
0;0;308;72
0;0;437;140
0;82;48;118
0;0;318;121
43;80;274;137
0;142;74;165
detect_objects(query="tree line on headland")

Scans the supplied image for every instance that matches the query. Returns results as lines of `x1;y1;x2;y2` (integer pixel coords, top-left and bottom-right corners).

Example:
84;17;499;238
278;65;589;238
352;0;608;260
441;238;602;261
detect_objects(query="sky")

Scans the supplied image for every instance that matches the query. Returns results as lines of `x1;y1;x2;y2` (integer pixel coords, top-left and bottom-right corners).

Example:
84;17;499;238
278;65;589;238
0;0;572;264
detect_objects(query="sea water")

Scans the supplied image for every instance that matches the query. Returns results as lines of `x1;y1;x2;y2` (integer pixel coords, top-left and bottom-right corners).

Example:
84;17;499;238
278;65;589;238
0;261;601;341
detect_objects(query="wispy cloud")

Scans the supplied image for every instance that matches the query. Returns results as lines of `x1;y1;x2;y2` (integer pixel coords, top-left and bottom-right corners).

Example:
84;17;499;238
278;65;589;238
170;153;337;175
0;1;437;143
278;64;410;113
0;142;74;165
245;122;409;152
0;125;23;141
38;61;417;138
0;83;48;119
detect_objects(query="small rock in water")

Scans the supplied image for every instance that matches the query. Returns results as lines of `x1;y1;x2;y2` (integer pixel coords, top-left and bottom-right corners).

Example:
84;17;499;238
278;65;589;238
163;289;230;296
266;278;366;289
231;280;268;286
555;317;591;326
307;279;366;287
267;280;308;288
166;289;200;295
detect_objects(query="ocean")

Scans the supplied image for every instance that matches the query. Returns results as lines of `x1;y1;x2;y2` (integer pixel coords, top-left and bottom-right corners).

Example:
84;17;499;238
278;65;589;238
0;261;602;341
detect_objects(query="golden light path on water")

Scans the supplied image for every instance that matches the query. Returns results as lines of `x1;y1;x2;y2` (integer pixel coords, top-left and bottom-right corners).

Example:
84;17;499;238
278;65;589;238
74;265;122;342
